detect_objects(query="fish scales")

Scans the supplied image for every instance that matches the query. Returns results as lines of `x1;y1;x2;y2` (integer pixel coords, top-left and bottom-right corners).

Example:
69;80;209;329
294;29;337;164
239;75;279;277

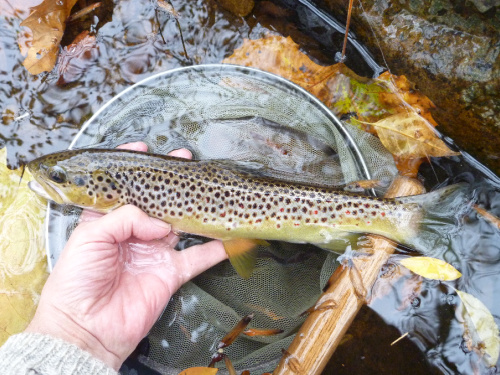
27;149;421;249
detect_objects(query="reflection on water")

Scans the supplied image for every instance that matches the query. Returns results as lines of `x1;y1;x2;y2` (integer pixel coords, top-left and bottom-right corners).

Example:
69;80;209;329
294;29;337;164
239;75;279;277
1;0;500;374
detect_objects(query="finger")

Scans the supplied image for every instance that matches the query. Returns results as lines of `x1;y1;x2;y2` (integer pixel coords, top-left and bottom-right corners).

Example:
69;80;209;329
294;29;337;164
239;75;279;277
82;205;171;245
173;240;227;285
168;148;192;159
117;142;148;152
79;210;104;223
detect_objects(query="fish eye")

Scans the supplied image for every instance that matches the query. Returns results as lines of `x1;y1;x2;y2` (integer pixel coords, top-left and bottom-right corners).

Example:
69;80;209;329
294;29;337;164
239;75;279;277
48;166;67;184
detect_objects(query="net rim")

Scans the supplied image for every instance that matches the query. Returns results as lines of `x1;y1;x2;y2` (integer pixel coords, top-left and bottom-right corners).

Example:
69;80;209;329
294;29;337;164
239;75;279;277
45;63;371;269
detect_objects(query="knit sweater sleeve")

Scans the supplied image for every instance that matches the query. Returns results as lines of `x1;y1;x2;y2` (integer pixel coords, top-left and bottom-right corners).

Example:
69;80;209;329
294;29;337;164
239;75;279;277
0;332;118;375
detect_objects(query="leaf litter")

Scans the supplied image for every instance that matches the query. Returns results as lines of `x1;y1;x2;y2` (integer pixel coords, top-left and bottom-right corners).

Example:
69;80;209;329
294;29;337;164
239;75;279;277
20;0;79;74
223;35;459;176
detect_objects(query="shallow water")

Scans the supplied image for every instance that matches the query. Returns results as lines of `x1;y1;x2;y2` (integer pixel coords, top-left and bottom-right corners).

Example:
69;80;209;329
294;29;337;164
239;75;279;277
1;0;500;374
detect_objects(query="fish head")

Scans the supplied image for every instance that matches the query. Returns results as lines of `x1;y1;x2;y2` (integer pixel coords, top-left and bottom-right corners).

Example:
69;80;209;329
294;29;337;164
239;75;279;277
27;149;122;212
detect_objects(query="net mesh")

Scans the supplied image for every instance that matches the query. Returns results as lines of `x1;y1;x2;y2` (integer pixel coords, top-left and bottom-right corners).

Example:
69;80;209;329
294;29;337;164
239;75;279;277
46;65;397;373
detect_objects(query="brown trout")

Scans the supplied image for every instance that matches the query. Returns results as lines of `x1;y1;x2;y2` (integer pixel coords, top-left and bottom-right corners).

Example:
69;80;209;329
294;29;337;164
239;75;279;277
27;149;463;277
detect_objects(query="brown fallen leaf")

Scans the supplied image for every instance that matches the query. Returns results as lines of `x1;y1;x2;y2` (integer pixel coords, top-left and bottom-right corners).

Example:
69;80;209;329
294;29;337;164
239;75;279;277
218;313;254;349
474;205;500;230
223;36;437;123
393;156;425;178
343;179;389;193
363;112;459;159
56;30;98;85
216;0;255;17
66;1;101;23
243;328;283;337
20;0;79;74
223;36;336;89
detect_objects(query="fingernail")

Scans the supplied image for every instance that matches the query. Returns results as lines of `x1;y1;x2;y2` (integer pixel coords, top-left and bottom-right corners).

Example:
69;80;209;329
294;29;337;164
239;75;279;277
149;217;171;230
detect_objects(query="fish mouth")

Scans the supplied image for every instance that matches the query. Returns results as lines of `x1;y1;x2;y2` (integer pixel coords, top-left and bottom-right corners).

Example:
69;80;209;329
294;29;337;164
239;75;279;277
28;180;64;204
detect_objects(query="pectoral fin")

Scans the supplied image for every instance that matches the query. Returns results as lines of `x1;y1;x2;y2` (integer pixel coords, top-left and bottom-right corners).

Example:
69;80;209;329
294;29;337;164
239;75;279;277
223;239;269;279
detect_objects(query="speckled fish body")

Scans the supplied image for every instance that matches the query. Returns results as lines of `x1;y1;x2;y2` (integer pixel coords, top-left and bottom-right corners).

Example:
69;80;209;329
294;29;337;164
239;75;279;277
27;149;422;250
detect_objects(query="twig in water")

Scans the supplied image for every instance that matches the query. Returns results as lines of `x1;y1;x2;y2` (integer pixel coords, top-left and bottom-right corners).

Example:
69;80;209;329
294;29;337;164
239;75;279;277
390;332;409;346
341;0;354;61
155;10;166;44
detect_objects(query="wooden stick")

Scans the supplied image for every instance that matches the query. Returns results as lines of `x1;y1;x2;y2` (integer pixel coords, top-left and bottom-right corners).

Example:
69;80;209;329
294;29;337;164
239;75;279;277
273;176;425;375
341;0;355;61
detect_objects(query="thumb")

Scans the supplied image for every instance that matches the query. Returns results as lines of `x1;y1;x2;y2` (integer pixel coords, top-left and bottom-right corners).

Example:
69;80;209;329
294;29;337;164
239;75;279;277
82;205;171;244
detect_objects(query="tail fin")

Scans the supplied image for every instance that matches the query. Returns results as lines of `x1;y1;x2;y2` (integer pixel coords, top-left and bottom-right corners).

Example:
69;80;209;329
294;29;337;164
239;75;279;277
396;183;473;256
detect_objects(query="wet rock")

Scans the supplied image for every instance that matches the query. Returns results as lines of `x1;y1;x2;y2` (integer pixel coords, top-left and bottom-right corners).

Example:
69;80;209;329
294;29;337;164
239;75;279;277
471;0;500;13
315;0;500;174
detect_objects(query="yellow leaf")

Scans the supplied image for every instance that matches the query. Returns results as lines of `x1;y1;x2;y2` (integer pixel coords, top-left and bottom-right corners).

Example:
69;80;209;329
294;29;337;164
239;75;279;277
20;0;79;74
457;290;500;367
369;112;460;159
0;148;48;345
178;367;219;375
400;256;462;280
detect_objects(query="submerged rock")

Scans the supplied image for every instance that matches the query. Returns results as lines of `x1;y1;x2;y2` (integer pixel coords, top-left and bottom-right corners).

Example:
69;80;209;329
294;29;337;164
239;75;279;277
315;0;500;174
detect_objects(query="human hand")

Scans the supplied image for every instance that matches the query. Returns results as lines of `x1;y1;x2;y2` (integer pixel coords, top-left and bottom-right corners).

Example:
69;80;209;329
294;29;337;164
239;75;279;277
26;142;227;370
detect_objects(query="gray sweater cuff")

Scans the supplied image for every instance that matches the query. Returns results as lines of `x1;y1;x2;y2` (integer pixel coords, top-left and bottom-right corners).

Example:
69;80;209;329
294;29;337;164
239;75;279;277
0;332;118;375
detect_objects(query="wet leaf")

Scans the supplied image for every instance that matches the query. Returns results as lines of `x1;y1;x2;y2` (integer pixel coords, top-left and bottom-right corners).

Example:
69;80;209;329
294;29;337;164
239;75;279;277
363;113;459;159
344;179;388;192
66;2;101;23
56;30;98;85
243;328;283;337
157;0;180;18
457;290;500;367
223;35;336;91
400;257;462;280
178;368;218;375
474;205;500;230
20;0;79;74
393;156;425;178
215;0;254;17
218;313;254;349
0;148;48;344
223;36;437;125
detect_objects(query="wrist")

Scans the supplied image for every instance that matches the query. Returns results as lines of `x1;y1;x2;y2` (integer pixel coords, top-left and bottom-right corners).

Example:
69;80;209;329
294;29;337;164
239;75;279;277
25;302;123;370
